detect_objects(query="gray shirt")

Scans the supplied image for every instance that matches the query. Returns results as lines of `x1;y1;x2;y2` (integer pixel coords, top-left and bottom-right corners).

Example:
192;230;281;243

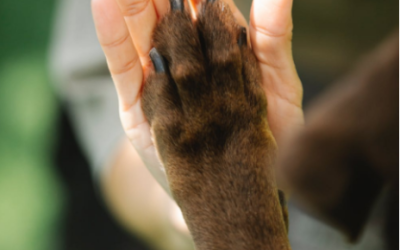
49;0;124;177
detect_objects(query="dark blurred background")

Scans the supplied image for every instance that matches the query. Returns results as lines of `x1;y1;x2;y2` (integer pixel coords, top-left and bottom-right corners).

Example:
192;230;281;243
0;0;397;249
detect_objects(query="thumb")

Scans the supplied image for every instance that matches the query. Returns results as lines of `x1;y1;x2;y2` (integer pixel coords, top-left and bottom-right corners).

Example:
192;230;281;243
250;0;294;68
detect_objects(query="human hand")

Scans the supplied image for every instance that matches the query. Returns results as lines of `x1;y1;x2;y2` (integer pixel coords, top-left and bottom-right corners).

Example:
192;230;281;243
91;0;304;194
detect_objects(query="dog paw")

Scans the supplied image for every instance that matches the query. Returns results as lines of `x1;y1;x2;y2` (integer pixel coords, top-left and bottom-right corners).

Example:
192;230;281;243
142;0;288;247
142;0;272;176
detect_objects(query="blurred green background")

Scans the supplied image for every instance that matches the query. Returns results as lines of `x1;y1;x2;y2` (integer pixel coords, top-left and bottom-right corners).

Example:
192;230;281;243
0;0;63;249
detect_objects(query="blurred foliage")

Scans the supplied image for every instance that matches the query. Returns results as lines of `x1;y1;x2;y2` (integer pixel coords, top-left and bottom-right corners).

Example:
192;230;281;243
0;0;63;250
0;0;55;58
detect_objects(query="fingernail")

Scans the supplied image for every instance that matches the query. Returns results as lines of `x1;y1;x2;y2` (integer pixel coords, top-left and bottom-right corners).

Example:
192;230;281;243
149;48;167;73
237;27;247;47
170;0;184;11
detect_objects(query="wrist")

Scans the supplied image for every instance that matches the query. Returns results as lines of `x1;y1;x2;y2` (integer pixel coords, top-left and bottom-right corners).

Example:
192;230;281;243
164;128;289;250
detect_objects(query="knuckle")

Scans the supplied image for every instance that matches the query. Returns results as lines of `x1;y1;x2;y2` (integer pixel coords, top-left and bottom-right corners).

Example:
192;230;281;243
101;33;130;48
121;0;150;16
111;56;139;75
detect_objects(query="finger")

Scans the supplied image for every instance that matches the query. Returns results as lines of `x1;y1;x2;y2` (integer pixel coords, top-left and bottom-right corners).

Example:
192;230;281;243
250;0;294;69
153;0;170;17
92;0;149;146
93;0;171;196
249;0;303;147
250;0;302;106
116;0;158;69
92;0;144;112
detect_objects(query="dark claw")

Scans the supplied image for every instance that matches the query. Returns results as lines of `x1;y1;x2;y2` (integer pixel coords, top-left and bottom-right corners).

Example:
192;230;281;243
237;27;247;47
149;48;167;73
278;189;286;206
207;0;217;3
170;0;184;11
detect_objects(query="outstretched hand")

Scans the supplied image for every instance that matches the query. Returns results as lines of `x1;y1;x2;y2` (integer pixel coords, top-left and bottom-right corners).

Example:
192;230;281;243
91;0;304;194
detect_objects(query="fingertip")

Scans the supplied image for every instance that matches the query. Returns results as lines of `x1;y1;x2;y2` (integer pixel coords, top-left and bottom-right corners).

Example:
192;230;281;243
92;0;120;22
250;0;293;36
92;0;127;43
91;0;102;12
91;0;106;25
153;0;170;17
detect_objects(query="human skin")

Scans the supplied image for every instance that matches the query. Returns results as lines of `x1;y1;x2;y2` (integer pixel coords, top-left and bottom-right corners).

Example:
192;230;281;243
91;0;304;248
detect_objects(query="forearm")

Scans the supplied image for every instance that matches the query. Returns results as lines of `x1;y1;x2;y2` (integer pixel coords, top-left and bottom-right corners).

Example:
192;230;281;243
164;131;290;250
100;139;193;250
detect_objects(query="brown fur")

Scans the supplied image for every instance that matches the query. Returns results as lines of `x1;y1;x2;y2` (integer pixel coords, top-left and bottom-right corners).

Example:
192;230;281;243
278;32;399;246
142;1;290;249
